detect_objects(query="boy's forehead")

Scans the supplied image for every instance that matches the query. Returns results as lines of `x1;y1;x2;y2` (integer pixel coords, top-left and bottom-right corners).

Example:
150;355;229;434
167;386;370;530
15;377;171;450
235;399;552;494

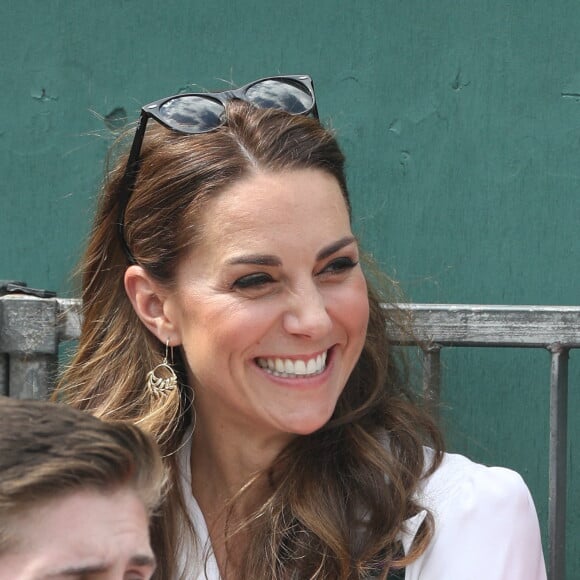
0;488;154;579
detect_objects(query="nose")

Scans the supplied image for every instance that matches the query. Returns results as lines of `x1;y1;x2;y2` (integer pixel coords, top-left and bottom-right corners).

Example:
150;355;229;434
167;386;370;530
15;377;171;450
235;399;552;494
282;282;333;338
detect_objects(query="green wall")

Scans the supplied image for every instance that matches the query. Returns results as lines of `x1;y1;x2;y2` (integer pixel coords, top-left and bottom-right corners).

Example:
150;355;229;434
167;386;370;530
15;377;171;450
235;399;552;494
1;0;578;573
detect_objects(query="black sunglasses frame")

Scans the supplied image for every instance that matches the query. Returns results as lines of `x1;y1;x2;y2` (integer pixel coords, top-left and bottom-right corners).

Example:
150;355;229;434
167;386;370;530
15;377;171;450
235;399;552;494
117;75;318;264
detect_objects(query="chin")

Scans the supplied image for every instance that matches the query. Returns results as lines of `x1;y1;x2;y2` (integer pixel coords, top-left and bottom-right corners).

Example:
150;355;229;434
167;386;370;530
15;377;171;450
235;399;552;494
283;411;335;436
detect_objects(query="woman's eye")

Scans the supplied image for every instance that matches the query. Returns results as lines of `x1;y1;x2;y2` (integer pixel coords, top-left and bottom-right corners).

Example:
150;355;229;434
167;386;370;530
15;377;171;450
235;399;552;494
320;256;358;275
232;272;274;290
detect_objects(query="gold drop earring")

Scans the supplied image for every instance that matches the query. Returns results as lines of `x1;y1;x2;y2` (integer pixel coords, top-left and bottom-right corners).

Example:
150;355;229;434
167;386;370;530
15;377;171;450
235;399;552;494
146;338;178;398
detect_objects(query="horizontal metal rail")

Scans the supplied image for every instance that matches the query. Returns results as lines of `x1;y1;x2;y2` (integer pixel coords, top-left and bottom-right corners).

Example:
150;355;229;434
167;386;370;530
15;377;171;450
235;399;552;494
1;296;577;579
385;303;580;347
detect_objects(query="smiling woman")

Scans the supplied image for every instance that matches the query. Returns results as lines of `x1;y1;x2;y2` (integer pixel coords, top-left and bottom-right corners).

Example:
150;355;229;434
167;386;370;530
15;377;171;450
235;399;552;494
53;75;546;579
131;169;369;441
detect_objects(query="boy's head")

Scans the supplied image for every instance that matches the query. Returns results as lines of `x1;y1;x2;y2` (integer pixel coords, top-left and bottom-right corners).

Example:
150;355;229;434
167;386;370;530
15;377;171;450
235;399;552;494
0;397;166;579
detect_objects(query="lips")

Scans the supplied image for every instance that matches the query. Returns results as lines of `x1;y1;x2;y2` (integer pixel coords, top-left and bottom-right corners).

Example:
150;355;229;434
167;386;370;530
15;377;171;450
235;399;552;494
255;351;328;378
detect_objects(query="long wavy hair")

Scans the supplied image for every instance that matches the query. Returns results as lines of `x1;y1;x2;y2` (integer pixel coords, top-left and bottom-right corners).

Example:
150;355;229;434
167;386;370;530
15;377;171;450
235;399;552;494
55;100;443;579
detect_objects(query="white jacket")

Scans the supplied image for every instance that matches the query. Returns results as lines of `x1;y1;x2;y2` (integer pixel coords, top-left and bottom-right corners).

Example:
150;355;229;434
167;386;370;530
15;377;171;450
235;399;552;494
177;439;547;579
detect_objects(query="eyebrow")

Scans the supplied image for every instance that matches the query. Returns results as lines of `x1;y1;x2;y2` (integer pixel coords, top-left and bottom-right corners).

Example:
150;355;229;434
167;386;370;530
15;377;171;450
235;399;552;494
227;254;281;267
226;236;357;267
45;554;156;577
316;236;357;261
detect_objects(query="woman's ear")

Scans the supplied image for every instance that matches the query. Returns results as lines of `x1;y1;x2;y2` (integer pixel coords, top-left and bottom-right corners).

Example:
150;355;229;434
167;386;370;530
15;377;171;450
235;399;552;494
124;266;180;344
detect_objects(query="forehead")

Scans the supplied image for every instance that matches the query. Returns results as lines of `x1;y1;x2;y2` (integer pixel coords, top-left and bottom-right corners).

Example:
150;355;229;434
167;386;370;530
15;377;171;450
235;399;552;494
198;168;351;248
1;488;153;577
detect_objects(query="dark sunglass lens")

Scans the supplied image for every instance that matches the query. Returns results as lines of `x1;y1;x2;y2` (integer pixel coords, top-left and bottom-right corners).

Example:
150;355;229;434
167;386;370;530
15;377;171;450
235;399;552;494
157;96;225;133
245;79;313;114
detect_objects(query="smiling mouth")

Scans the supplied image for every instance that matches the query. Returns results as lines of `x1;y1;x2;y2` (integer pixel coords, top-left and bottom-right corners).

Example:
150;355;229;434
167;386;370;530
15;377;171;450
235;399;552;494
256;351;328;378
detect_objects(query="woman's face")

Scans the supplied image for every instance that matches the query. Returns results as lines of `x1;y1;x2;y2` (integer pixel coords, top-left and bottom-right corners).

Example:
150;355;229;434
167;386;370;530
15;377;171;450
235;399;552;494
164;168;369;441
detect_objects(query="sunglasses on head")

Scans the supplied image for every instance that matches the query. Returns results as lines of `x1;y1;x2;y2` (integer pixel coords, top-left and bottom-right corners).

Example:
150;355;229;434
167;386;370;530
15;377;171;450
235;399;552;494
117;74;318;263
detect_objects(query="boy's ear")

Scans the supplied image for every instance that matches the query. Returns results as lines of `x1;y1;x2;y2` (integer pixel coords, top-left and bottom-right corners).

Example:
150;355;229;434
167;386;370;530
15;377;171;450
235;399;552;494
124;265;180;345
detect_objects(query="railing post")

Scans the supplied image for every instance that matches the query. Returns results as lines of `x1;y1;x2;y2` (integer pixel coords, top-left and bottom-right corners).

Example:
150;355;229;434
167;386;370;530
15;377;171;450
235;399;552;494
547;344;568;580
0;354;7;396
422;345;441;418
0;295;59;399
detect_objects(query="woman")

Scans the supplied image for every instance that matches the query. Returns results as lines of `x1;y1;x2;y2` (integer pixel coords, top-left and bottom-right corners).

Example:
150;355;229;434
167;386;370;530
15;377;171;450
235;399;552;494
55;75;546;579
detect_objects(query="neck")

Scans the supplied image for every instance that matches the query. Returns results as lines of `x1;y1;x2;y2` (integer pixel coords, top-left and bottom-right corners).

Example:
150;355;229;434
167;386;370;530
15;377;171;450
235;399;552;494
188;413;294;578
189;412;293;516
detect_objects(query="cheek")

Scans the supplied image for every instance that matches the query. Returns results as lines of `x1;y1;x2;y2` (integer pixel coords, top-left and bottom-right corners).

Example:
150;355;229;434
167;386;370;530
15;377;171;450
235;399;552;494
353;302;370;354
179;299;280;358
341;275;370;335
324;275;370;356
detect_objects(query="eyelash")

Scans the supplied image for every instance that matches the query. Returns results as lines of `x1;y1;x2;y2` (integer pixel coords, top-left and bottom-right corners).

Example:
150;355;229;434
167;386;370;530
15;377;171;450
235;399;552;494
231;257;358;290
232;272;274;289
320;256;358;275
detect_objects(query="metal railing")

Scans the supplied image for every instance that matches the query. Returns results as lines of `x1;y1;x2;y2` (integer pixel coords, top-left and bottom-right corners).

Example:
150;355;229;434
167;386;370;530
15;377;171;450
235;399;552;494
386;304;579;580
1;295;577;580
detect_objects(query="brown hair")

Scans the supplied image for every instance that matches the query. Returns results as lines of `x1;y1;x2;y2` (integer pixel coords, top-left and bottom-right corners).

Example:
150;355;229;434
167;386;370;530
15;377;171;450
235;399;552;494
55;100;443;579
0;396;165;553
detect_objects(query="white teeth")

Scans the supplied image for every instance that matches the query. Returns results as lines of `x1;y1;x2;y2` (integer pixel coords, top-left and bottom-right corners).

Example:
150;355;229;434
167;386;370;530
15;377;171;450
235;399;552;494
294;360;306;374
256;352;328;378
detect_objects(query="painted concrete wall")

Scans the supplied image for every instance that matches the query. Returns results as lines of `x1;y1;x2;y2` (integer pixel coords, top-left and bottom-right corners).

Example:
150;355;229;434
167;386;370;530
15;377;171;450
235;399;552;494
1;0;578;573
